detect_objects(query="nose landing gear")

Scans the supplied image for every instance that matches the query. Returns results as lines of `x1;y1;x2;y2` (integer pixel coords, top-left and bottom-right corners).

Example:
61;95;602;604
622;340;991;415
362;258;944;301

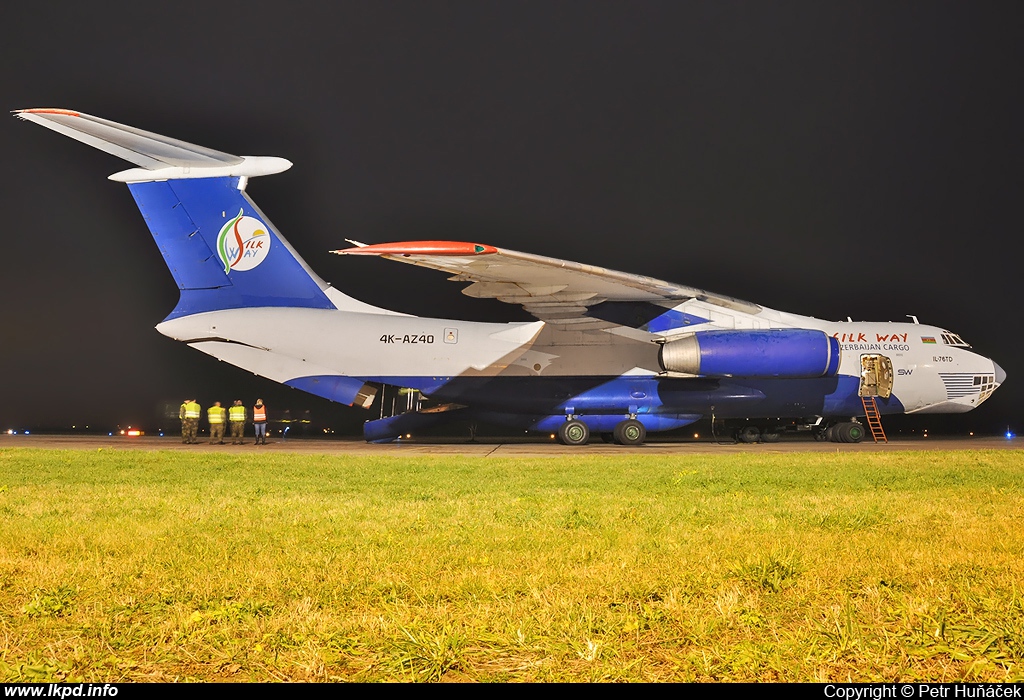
815;421;866;443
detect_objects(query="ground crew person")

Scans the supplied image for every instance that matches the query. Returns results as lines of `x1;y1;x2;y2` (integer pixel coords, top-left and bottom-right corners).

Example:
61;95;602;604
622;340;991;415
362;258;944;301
179;399;189;443
228;400;246;444
183;398;201;444
253;399;267;445
207;401;227;444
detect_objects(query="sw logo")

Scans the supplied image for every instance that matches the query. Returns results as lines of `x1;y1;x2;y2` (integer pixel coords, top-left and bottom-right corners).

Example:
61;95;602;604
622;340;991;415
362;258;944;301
216;209;271;273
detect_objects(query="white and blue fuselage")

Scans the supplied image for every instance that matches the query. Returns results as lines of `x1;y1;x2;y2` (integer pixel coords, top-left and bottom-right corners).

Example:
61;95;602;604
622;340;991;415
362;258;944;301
155;297;1003;439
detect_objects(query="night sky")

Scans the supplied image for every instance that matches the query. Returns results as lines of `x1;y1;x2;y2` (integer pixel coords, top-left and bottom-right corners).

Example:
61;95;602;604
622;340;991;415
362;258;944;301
1;2;1021;436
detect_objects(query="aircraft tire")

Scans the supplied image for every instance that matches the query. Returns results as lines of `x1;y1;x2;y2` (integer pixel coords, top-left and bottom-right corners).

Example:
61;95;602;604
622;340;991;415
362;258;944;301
738;426;760;443
836;421;865;443
761;427;781;443
825;425;837;442
613;419;646;446
558;419;590;446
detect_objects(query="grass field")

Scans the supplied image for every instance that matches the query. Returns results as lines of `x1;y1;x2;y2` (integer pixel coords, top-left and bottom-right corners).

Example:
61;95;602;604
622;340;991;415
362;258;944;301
0;447;1021;682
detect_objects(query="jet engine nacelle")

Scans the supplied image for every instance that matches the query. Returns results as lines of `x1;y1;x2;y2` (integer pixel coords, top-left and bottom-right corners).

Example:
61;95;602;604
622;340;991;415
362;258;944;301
658;329;840;378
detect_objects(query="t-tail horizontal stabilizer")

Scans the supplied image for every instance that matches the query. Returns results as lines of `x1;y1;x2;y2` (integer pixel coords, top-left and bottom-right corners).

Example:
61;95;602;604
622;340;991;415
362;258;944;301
14;108;291;182
16;108;335;319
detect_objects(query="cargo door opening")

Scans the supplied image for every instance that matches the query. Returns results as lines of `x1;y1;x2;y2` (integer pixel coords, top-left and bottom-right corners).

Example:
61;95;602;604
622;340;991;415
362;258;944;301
859;354;893;398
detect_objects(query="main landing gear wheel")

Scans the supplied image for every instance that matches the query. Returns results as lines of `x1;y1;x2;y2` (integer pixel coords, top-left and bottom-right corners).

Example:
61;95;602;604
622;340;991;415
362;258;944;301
738;426;761;444
761;427;781;443
558;419;590;446
613;418;646;446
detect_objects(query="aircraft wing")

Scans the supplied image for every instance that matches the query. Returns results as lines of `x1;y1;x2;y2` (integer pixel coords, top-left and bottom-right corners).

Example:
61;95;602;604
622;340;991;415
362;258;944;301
332;240;760;328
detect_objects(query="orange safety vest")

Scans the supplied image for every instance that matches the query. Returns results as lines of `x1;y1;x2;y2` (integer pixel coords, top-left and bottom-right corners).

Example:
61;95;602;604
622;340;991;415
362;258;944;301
253;404;267;423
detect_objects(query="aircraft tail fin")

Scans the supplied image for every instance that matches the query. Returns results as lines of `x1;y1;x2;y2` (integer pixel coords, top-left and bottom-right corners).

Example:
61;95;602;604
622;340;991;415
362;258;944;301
16;108;338;319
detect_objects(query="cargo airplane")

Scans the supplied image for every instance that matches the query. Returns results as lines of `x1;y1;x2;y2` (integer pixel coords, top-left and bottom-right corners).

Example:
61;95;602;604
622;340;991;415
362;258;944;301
17;109;1005;444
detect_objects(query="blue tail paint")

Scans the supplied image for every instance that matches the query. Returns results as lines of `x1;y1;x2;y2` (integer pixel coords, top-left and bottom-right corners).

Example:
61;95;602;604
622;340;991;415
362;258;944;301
127;176;335;319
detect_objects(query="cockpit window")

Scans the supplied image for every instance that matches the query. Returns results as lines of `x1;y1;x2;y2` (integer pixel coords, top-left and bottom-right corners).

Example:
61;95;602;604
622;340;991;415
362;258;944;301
941;332;971;348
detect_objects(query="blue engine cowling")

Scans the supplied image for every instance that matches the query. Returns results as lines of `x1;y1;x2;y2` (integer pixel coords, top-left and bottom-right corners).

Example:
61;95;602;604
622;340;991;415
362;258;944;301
658;329;840;378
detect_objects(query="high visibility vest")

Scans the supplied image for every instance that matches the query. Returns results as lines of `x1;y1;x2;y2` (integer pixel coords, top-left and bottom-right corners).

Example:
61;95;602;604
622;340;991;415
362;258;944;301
253;405;267;423
229;405;246;422
184;401;201;419
208;406;226;424
179;403;187;420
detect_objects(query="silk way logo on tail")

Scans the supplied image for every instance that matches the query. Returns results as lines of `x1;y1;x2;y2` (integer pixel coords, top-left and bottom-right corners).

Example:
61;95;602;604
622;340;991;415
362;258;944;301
216;210;271;273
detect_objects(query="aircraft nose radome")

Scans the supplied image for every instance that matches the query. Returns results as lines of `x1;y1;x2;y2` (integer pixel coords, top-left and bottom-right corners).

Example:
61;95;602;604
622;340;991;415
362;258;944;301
994;361;1006;385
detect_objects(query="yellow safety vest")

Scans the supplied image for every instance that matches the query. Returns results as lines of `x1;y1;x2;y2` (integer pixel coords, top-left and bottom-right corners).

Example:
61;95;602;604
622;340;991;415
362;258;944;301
184;401;201;419
208;406;226;424
228;405;246;422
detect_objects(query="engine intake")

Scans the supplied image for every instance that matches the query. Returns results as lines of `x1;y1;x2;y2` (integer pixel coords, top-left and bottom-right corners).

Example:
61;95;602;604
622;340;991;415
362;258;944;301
659;329;840;378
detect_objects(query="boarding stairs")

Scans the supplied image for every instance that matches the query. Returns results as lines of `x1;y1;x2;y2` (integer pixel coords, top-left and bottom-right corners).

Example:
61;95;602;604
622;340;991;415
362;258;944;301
860;396;888;443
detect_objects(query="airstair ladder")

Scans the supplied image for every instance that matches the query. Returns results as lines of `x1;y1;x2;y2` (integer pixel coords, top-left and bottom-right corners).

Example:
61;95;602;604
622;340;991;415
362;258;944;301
860;396;888;443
